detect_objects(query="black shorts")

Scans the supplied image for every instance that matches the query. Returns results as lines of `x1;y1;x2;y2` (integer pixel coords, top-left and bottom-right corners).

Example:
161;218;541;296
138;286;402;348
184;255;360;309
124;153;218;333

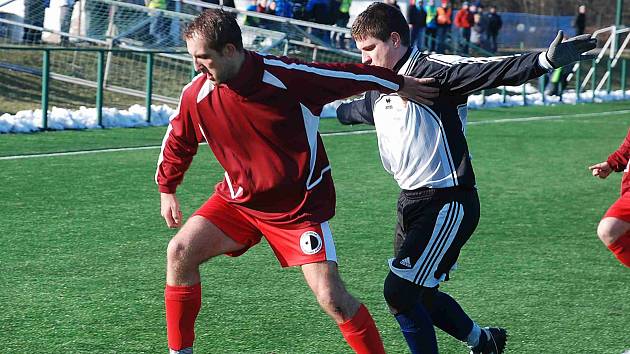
388;186;480;288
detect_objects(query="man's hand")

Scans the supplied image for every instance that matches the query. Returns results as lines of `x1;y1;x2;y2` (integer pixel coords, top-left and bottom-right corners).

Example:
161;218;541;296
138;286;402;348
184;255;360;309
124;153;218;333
546;30;597;68
588;161;613;179
398;76;440;106
161;192;183;228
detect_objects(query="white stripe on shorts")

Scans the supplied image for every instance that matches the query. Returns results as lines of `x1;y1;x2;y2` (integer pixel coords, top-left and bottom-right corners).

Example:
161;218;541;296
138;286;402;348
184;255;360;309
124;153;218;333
321;221;337;263
388;201;464;287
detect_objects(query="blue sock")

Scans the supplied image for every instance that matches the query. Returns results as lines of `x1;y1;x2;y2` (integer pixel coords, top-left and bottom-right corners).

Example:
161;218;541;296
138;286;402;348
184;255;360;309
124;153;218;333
427;291;474;342
395;302;438;354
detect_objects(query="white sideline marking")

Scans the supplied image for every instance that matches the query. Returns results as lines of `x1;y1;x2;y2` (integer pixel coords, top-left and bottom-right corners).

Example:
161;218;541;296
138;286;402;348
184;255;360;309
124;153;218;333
468;109;630;125
1;109;629;161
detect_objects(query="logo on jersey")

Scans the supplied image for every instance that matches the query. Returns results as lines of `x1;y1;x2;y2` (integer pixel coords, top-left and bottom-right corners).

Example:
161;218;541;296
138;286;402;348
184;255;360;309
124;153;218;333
400;257;412;268
300;231;323;255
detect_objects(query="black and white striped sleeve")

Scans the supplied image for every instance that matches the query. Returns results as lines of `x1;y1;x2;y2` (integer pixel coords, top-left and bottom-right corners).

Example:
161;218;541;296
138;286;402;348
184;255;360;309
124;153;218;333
336;91;377;126
430;52;553;96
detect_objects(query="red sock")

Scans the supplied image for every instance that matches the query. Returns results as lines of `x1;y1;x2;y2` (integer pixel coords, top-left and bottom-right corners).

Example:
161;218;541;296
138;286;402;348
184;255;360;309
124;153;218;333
608;233;630;268
338;304;386;354
165;283;202;350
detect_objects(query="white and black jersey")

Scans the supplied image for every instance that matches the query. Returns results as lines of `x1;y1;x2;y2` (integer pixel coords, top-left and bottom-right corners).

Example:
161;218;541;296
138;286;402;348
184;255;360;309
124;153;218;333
337;47;554;190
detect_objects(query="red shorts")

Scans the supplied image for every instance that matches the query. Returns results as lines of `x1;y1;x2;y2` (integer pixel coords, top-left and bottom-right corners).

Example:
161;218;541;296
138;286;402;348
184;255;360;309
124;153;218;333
604;192;630;223
193;194;337;267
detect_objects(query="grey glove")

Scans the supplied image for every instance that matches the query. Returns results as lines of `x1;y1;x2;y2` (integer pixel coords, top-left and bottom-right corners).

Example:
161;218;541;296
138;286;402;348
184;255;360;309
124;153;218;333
545;30;597;68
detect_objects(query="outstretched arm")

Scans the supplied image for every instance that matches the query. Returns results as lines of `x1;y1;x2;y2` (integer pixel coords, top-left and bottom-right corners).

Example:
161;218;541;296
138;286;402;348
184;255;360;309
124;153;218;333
436;31;597;96
262;56;438;114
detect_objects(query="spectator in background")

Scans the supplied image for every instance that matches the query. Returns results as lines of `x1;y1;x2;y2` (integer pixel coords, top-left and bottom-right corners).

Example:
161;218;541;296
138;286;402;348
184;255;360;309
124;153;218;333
407;0;427;51
332;0;351;48
574;4;586;35
256;0;273;13
23;0;46;43
271;0;294;18
486;5;501;53
469;5;486;50
59;0;76;45
306;0;332;45
424;0;437;51
384;0;401;11
250;0;275;28
147;0;170;46
470;12;486;48
546;65;571;99
435;0;451;53
454;1;472;54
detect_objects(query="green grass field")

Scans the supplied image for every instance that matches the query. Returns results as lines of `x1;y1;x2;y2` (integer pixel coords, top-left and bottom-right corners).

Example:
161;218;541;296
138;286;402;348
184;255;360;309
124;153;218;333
1;102;629;353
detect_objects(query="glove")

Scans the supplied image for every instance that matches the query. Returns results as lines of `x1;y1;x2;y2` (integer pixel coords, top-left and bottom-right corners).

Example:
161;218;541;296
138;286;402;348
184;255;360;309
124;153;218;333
545;30;597;68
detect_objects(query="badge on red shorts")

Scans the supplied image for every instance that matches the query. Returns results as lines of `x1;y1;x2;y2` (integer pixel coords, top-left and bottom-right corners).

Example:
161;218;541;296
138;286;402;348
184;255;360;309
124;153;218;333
300;231;323;255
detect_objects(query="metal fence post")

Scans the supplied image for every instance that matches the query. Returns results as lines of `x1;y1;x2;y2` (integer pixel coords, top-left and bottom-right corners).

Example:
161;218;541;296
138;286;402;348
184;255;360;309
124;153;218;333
539;76;546;105
622;59;627;99
146;52;154;123
522;82;527;106
591;58;596;103
41;49;50;130
575;64;581;103
481;90;486;106
96;50;105;127
501;86;506;104
606;58;613;94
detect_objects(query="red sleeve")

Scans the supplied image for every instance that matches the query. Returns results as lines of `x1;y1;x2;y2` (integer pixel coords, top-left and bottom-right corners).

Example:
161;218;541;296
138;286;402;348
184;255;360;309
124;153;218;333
607;128;630;172
262;56;404;115
155;89;199;193
454;11;464;27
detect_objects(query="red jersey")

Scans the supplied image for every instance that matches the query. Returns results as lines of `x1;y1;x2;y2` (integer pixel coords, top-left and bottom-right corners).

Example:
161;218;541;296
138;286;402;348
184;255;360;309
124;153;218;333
607;128;630;196
156;50;403;226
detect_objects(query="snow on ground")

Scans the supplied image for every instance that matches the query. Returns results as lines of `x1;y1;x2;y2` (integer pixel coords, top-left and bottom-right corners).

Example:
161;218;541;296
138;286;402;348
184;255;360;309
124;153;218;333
1;89;629;134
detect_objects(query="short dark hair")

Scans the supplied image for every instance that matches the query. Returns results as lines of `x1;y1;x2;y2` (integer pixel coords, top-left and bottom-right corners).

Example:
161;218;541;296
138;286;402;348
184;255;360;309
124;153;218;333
351;2;410;46
183;9;243;51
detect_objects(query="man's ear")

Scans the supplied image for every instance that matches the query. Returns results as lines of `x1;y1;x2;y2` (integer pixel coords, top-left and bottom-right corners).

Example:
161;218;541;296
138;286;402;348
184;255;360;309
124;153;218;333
390;32;402;48
222;43;238;58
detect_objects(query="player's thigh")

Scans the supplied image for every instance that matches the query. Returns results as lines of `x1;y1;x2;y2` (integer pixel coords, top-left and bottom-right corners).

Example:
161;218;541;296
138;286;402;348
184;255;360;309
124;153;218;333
169;215;245;263
391;187;480;287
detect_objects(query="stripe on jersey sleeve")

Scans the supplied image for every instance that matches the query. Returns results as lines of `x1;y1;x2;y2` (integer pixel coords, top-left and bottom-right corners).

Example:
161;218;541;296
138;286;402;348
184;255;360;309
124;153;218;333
320;221;337;263
263;58;400;91
155;74;205;185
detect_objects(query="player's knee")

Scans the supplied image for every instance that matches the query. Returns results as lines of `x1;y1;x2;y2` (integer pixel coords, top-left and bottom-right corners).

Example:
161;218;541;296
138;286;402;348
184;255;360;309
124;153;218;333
166;236;192;265
597;219;618;246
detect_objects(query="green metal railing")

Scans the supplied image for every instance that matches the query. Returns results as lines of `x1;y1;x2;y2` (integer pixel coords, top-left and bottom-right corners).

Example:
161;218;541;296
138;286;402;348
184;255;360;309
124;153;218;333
0;46;187;130
1;44;629;132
